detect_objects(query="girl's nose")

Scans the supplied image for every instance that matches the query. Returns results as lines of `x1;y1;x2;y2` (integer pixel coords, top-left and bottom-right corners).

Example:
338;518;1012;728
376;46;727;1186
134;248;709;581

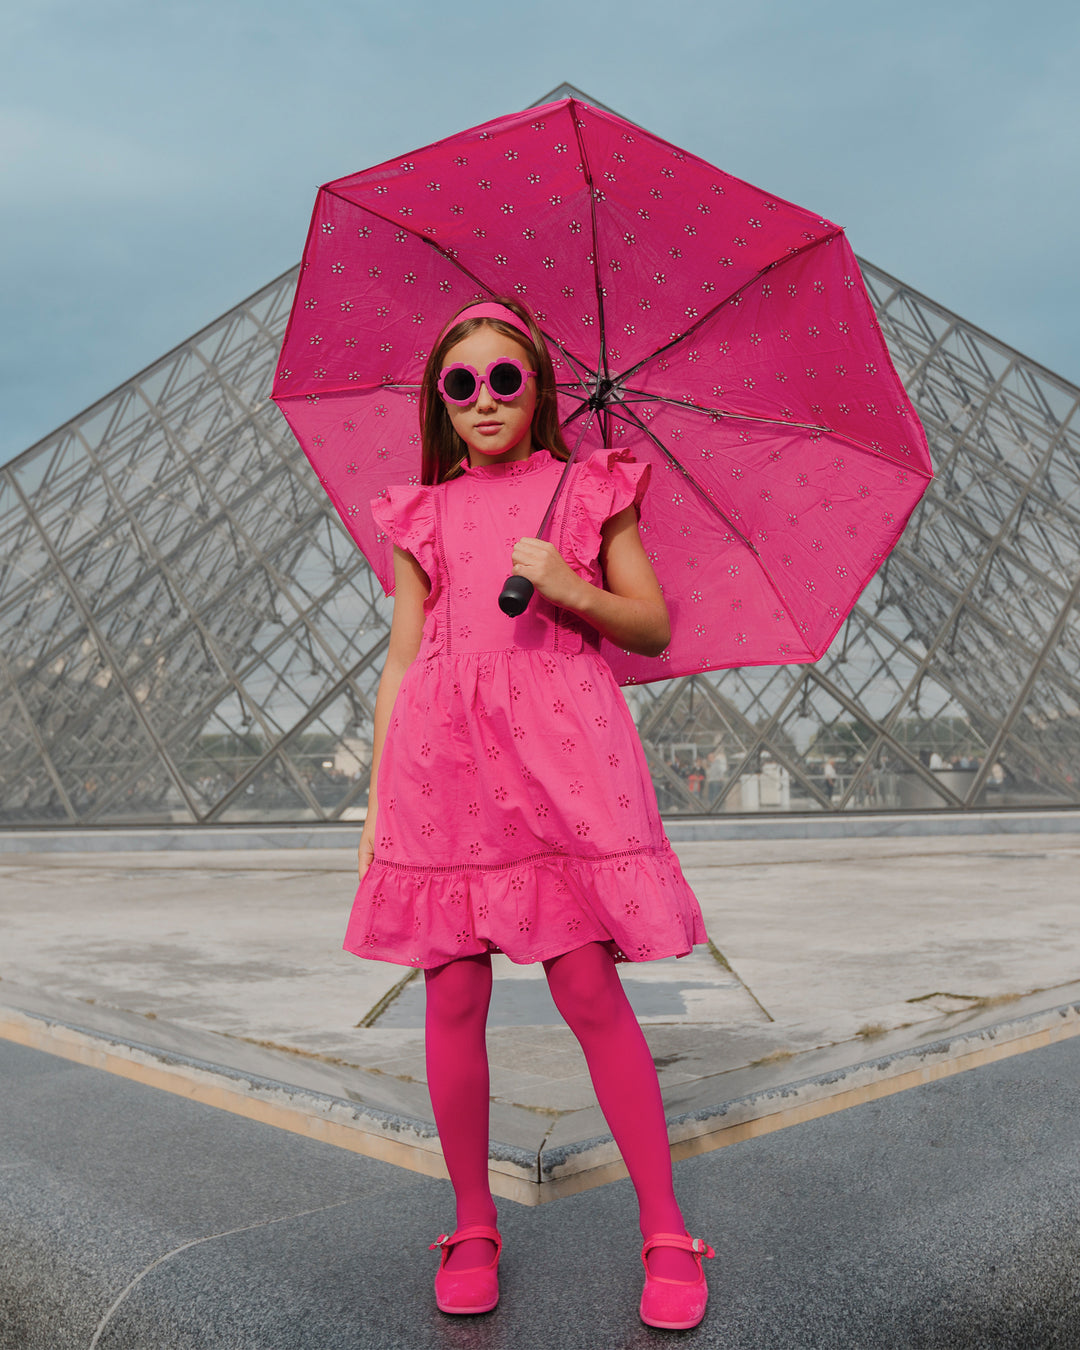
475;381;496;409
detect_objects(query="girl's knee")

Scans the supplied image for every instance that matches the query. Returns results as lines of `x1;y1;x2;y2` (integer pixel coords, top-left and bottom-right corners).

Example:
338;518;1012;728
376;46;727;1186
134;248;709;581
425;954;493;1027
544;942;629;1036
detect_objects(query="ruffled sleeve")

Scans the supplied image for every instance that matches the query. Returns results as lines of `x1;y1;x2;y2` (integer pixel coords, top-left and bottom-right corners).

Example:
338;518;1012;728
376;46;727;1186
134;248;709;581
563;448;651;576
370;483;438;596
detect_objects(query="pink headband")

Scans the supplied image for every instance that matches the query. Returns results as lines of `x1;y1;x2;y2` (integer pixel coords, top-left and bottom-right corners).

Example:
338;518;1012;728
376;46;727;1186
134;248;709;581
444;302;535;347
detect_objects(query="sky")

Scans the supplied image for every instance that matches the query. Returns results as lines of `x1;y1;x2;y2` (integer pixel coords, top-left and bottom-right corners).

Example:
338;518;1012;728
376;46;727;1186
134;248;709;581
2;0;1078;464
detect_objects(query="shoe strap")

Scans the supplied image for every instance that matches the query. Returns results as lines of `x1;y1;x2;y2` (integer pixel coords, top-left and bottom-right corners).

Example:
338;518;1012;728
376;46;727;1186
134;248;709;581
642;1232;715;1260
429;1224;502;1252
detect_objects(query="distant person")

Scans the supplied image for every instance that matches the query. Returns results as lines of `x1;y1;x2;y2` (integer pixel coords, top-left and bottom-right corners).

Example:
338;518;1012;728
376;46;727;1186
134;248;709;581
705;749;727;805
823;758;837;801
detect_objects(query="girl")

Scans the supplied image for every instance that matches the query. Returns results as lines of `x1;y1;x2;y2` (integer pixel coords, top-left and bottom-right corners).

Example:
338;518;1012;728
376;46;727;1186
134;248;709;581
347;297;714;1330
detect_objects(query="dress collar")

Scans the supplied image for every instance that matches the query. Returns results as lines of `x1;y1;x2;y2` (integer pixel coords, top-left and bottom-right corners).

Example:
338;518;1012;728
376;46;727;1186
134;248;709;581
459;449;555;480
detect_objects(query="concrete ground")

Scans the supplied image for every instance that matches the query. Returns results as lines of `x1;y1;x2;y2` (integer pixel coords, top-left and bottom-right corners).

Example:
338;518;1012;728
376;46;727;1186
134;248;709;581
2;833;1079;1113
3;827;1080;1346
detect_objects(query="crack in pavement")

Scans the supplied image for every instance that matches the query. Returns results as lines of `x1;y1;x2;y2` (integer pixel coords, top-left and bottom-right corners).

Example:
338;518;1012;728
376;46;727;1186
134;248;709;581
87;1198;355;1349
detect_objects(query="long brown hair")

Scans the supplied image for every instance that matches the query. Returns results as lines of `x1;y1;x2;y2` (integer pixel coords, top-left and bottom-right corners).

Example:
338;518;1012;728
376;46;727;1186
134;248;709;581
419;296;569;486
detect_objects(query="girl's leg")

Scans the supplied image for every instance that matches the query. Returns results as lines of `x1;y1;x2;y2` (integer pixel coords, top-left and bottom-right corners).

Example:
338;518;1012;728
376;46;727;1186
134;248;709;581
424;952;498;1270
543;941;700;1282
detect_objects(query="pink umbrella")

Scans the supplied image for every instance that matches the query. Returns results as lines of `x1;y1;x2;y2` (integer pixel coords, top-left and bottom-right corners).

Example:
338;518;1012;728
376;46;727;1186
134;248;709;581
271;96;932;684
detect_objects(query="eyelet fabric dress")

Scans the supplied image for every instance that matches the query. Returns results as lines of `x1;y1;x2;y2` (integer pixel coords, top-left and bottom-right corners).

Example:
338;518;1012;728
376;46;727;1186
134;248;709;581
344;446;709;968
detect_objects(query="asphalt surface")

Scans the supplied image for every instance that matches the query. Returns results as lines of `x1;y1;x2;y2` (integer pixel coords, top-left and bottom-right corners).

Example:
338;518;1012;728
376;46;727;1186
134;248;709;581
3;1033;1080;1349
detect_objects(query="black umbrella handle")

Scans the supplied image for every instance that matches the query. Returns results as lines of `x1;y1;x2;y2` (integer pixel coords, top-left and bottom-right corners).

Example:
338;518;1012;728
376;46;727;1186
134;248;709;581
497;411;598;619
498;574;534;617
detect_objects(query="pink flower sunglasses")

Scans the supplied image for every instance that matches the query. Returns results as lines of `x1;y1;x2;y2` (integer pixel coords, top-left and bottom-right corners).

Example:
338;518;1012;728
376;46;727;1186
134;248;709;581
437;358;536;406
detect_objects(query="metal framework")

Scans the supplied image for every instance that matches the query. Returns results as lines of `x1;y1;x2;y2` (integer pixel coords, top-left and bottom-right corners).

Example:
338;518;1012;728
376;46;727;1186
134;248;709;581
2;253;1078;824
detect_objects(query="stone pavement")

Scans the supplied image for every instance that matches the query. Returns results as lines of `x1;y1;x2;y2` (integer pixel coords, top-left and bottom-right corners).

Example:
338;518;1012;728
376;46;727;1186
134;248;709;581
3;831;1080;1090
2;828;1080;1190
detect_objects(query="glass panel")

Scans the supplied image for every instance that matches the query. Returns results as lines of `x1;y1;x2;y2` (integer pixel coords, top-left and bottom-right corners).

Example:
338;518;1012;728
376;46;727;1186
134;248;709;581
309;564;393;667
818;609;919;723
0;582;82;671
979;732;1075;808
167;687;269;817
0;698;71;824
48;689;189;823
0;751;71;823
90;754;195;824
1043;603;1080;701
234;627;342;737
718;754;811;813
131;626;233;745
214;752;316;822
63;518;152;612
280;689;374;821
998;667;1080;800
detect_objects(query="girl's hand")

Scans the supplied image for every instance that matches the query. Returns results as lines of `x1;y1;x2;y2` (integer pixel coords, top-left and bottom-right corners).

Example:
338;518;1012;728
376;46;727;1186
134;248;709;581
511;537;585;610
357;824;376;883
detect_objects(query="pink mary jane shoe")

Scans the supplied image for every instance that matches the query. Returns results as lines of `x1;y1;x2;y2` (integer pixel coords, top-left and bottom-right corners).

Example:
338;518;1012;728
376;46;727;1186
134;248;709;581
430;1225;502;1315
639;1232;715;1330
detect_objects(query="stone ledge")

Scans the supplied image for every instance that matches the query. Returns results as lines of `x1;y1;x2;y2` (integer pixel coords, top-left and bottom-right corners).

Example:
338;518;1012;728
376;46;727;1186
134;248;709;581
2;805;1080;854
535;994;1080;1195
4;986;1079;1205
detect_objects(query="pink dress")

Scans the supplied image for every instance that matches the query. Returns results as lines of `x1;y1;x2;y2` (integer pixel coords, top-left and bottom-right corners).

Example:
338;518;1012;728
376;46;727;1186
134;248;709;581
343;446;708;968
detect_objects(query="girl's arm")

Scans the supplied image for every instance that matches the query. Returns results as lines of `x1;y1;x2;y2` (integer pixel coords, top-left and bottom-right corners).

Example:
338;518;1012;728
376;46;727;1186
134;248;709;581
510;506;671;657
357;546;429;881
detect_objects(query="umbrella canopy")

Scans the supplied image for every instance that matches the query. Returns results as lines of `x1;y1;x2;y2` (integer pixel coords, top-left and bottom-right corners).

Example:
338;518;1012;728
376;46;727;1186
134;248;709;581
271;96;932;684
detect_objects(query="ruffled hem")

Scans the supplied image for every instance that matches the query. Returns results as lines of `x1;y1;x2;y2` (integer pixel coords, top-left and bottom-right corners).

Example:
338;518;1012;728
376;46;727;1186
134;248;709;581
370;483;438;595
343;843;708;969
563;448;651;578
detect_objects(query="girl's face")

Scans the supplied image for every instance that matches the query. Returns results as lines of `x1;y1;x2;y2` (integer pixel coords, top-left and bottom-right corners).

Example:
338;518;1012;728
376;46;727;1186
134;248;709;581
441;325;537;467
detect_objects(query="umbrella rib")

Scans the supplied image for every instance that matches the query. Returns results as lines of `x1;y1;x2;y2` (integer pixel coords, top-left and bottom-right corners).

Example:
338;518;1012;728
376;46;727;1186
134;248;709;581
616;390;830;436
274;382;421;402
535;404;599;539
274;380;421;399
617;388;933;476
616;228;844;385
560;400;592;428
567;99;609;395
555;354;597;405
610;403;760;558
802;426;934;479
612;391;933;479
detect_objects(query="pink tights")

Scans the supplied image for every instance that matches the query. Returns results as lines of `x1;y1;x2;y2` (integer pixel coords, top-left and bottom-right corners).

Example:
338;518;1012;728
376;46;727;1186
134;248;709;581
424;942;697;1280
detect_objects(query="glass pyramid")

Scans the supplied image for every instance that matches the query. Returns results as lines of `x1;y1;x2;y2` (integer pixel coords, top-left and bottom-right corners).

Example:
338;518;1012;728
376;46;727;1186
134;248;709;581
3;132;1078;825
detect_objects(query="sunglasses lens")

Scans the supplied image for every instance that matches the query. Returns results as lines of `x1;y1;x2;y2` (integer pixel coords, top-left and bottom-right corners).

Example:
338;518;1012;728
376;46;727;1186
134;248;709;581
442;368;477;402
488;362;524;398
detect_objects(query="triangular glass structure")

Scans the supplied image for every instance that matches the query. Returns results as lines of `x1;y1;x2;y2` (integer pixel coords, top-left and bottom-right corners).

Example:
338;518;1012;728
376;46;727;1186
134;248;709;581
2;88;1078;824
